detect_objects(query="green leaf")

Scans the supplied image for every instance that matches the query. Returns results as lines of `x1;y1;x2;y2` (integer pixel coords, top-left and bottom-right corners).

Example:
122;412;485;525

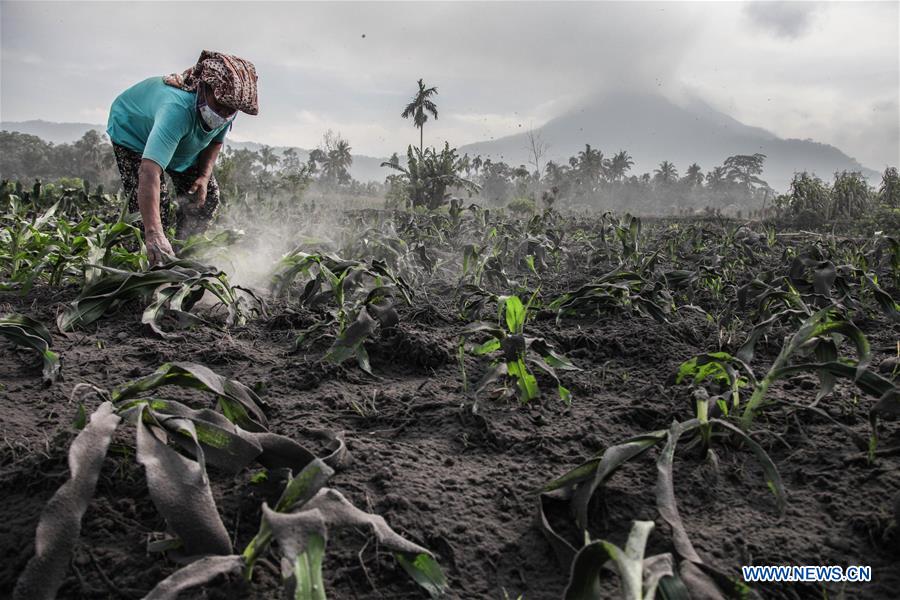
500;295;526;334
112;362;268;431
0;313;61;383
396;552;449;599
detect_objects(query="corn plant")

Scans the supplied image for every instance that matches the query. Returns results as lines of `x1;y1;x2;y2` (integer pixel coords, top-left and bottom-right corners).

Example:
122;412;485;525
539;419;770;600
459;294;579;404
1;188;143;293
550;267;671;324
58;258;262;336
13;362;380;600
148;458;447;599
679;307;878;430
564;520;689;600
272;251;411;373
0;313;60;383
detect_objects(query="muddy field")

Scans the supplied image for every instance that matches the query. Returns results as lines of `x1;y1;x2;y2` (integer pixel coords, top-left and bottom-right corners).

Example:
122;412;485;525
2;212;899;600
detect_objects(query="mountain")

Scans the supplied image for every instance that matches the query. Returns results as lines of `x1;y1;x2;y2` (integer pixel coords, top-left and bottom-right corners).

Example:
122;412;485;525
458;91;879;190
1;119;106;145
1;120;392;183
4;97;882;190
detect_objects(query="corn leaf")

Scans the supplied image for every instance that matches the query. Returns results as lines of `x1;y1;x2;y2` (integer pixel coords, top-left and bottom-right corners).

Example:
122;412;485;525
112;362;268;432
0;313;60;383
14;402;121;600
136;405;232;556
142;555;244;600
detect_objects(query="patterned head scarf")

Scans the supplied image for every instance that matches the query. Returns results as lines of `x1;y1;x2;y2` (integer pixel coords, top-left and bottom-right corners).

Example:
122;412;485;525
164;50;259;115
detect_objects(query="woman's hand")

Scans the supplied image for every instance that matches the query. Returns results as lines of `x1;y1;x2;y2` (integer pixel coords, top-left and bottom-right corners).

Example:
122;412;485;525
188;175;210;208
145;229;175;266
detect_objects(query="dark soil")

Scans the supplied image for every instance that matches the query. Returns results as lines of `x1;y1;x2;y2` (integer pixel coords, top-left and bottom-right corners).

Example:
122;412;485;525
1;269;899;599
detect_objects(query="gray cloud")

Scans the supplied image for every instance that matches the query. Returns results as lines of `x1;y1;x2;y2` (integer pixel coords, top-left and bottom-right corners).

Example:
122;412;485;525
1;1;896;167
743;1;822;39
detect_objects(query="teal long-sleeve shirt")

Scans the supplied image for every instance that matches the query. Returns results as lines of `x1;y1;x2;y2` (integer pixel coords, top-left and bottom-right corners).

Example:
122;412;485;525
107;77;231;172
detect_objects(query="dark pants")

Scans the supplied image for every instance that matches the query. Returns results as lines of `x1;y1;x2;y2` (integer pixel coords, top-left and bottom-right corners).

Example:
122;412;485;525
112;143;220;239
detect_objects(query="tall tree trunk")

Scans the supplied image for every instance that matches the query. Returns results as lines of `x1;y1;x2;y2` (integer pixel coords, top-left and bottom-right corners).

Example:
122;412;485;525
419;126;423;153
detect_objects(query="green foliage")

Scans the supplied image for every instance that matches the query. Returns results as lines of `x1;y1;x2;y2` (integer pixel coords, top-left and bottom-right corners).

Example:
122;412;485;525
460;294;579;404
0;313;60;383
382;143;480;210
58;258;261;335
507;197;536;215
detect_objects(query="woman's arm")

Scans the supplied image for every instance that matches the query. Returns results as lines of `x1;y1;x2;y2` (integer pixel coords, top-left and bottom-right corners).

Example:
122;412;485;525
188;142;223;207
137;158;175;265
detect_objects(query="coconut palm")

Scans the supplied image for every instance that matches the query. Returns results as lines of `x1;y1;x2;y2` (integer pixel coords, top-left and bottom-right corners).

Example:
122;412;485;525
608;150;634;182
259;145;280;173
472;155;483;175
323;139;353;185
401;79;439;152
683;163;704;187
654;161;678;185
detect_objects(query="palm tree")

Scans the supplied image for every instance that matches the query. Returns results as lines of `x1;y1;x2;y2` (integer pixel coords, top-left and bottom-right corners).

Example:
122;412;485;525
324;139;353;185
654;161;678;185
705;166;728;190
683;163;703;187
472;155;483;175
401;79;439;152
460;153;472;177
576;144;606;191
608;150;634;182
259;145;280;172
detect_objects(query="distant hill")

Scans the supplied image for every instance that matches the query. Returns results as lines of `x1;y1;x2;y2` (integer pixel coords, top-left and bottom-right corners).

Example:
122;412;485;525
1;120;392;183
4;101;882;190
458;91;880;191
1;119;107;145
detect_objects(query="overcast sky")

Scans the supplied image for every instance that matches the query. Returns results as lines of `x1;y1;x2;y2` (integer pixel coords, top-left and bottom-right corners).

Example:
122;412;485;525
1;1;897;168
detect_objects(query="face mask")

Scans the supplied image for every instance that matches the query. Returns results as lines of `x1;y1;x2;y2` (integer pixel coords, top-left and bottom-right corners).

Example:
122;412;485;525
197;87;236;131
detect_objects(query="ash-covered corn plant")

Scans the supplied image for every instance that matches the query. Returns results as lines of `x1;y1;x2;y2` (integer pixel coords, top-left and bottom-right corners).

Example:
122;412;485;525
271;250;413;373
563;520;693;600
550;266;672;324
140;457;448;599
14;362;410;600
539;420;769;600
459;294;579;404
678;307;886;428
57;258;262;337
0;313;60;383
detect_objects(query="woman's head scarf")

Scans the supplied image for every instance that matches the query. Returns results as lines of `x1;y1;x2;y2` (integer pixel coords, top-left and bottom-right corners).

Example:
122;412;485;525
164;50;259;115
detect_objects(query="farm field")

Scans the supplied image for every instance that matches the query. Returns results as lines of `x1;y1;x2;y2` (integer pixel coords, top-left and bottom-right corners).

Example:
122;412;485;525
1;188;900;600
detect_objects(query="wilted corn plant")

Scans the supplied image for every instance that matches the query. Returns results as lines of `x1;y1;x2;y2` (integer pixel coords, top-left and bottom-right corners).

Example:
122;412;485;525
550;266;671;324
15;362;445;599
563;520;690;600
459;294;579;404
270;250;412;373
539;419;766;600
58;257;262;337
0;313;60;383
